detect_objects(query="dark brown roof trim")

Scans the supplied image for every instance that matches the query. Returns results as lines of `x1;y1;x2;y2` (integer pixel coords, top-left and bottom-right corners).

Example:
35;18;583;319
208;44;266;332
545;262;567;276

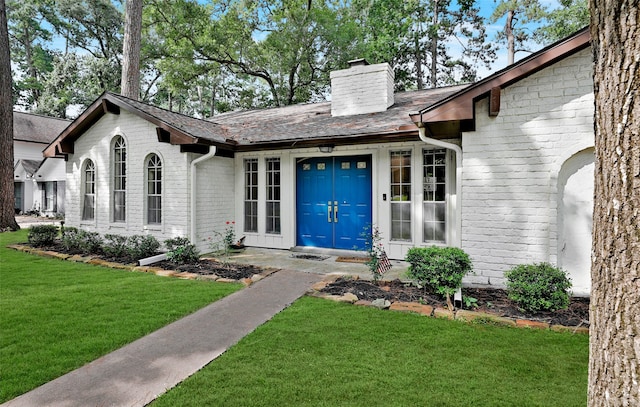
410;27;590;125
44;92;220;158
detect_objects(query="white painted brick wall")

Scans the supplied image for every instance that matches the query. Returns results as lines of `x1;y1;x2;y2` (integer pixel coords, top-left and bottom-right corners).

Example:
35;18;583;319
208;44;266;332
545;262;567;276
65;111;191;245
194;156;235;252
461;48;594;288
330;63;394;117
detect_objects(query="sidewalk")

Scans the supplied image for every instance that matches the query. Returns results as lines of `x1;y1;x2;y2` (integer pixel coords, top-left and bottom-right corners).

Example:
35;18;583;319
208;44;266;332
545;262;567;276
2;269;322;407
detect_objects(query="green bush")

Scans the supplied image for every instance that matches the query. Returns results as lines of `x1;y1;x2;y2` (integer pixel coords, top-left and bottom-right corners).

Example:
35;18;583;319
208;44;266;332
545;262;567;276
505;263;572;313
78;231;103;255
60;227;82;252
27;225;59;247
405;246;473;309
103;234;129;259
165;237;200;265
127;235;160;261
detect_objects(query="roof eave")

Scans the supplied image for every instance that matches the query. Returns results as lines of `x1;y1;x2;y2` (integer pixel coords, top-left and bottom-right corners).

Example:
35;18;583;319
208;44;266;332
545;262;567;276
43;93;229;158
410;27;591;126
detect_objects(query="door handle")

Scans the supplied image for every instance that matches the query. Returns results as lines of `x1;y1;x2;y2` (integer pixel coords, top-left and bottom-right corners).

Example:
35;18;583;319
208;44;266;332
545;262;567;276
327;201;332;223
334;201;338;223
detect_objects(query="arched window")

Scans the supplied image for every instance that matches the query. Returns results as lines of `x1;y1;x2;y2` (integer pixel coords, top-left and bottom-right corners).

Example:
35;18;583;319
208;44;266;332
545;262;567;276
146;154;162;224
82;159;96;220
113;136;127;222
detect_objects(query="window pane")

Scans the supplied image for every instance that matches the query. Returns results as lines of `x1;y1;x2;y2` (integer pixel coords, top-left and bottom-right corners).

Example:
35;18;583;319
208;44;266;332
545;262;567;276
423;149;447;243
390;151;412;241
266;157;281;235
113;137;126;222
244;158;259;233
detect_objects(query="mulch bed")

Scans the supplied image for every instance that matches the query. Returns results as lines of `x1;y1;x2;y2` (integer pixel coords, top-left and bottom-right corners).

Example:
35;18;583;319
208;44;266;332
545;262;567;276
154;259;261;280
320;278;590;328
32;242;262;281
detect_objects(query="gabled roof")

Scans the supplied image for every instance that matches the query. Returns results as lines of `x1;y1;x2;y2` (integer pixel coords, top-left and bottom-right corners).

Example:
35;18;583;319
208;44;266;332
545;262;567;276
44;92;231;158
14;159;42;176
13;112;71;144
44;85;466;158
410;27;590;128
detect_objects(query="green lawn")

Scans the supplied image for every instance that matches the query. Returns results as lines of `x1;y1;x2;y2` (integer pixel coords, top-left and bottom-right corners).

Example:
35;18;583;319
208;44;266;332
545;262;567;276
153;296;589;407
0;229;243;403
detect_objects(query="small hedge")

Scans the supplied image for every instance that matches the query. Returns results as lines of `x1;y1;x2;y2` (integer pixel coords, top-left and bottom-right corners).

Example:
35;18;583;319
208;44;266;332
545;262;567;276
165;237;200;265
27;225;59;247
505;263;572;313
405;246;473;309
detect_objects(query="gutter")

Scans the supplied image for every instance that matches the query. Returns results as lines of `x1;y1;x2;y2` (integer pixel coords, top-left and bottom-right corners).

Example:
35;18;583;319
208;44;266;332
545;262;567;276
417;126;462;248
190;147;217;244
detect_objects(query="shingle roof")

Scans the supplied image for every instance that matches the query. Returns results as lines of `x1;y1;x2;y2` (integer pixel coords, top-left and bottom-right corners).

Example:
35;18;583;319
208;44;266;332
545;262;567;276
44;85;467;158
15;159;42;175
106;93;229;144
13;112;71;144
210;85;467;146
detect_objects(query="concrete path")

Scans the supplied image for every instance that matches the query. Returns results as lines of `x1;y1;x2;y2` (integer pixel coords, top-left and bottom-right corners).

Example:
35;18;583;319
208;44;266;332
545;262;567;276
3;269;322;407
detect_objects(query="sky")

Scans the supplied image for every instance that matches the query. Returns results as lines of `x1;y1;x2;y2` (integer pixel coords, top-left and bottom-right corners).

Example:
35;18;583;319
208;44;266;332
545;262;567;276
473;0;562;78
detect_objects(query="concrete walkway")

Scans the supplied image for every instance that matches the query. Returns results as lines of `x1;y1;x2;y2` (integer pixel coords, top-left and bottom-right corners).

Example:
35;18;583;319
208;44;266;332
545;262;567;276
2;269;322;407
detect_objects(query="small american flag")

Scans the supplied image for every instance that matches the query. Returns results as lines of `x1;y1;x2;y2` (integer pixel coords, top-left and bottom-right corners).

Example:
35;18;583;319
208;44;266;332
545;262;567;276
377;251;392;275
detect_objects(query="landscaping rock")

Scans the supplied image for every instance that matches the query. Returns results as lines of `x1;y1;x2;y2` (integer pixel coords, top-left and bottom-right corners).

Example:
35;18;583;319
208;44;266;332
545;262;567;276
389;302;433;316
371;298;391;309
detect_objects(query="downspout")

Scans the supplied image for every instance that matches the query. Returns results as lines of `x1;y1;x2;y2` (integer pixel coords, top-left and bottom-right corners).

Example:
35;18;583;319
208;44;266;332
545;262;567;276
417;126;462;248
190;147;217;244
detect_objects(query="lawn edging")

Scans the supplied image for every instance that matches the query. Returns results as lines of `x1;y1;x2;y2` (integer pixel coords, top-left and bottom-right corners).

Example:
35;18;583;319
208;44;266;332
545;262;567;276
7;244;278;286
309;274;590;335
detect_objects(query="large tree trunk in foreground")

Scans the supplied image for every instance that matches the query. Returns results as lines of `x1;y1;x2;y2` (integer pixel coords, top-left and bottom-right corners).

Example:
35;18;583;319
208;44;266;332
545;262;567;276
121;0;143;100
0;0;19;231
588;0;640;405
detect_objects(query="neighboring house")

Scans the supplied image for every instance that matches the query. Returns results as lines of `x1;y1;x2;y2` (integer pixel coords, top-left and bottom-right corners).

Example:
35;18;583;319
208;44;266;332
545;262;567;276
13;112;70;216
44;28;593;295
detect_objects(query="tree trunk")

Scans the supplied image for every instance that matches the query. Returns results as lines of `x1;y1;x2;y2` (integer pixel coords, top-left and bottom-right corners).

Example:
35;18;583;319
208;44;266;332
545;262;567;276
429;0;439;88
588;0;640;405
506;9;515;65
121;0;143;99
0;0;20;231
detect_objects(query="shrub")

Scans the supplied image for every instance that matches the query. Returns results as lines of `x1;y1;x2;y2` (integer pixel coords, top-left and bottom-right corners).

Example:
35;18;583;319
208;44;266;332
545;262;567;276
405;246;473;310
127;235;160;260
28;225;59;247
165;237;200;265
505;263;572;313
103;234;129;259
78;231;103;255
60;227;82;252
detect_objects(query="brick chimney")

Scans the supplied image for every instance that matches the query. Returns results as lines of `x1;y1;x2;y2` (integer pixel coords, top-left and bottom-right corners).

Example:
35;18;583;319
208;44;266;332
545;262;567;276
330;59;395;117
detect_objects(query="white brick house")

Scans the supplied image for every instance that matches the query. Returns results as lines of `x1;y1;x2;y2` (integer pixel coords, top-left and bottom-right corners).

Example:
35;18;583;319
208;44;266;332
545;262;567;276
45;28;593;295
13;112;70;216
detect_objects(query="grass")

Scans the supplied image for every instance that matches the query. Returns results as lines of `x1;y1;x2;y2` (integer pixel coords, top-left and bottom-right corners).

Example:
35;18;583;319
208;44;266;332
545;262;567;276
152;296;589;407
0;229;243;403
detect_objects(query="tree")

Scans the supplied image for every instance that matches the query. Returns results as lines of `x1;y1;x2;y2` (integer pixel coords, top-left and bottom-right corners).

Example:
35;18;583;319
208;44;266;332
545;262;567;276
6;0;55;109
535;0;589;44
121;0;143;99
352;0;495;89
1;0;20;231
588;0;640;405
490;0;545;65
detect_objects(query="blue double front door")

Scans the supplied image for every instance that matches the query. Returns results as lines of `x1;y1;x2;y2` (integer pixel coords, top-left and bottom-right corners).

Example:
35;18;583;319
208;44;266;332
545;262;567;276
296;155;372;250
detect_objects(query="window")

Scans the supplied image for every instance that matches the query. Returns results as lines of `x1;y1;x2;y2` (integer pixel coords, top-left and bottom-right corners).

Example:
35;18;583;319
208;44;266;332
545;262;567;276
146;154;162;224
423;149;447;242
266;158;281;234
112;136;126;222
390;150;412;240
244;158;258;232
43;182;56;212
82;160;96;220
